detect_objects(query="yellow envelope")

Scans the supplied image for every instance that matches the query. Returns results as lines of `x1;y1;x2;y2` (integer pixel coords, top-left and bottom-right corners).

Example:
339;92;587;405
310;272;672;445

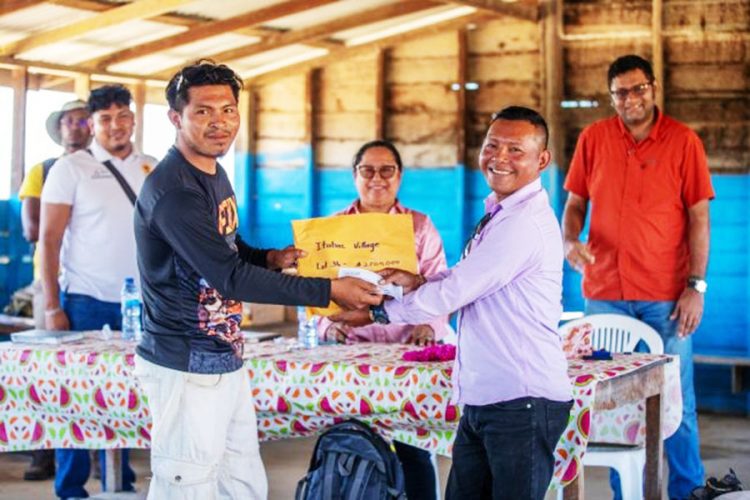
292;213;418;316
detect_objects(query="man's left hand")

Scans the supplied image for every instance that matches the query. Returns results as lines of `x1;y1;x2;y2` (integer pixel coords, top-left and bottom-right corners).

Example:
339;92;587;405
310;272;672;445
267;245;307;270
670;287;704;338
330;309;372;327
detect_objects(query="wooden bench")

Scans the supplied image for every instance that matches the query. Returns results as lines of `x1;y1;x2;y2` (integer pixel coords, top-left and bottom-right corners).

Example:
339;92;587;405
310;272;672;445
694;353;750;393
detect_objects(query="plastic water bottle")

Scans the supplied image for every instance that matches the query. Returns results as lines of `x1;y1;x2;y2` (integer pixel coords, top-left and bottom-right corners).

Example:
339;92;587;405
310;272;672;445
297;306;319;349
121;277;142;342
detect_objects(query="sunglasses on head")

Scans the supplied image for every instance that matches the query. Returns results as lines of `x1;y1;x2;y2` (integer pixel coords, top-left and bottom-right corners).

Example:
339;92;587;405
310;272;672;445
355;164;398;179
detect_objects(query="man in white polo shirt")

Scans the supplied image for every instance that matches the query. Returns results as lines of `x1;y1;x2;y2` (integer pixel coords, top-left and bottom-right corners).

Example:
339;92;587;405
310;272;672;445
39;84;156;500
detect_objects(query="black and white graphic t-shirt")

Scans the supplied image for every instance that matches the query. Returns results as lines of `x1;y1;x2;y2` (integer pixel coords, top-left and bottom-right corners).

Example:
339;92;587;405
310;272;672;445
134;147;330;374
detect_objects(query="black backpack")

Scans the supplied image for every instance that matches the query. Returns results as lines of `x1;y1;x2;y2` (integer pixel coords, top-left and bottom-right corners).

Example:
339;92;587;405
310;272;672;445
295;419;407;500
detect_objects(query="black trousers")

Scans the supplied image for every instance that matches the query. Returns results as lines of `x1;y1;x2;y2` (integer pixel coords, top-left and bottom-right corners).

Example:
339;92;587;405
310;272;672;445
446;397;573;500
395;441;437;500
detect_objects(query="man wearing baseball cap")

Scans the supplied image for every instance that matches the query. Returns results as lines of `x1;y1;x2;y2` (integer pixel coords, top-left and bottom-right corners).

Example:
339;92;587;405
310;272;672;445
17;99;90;481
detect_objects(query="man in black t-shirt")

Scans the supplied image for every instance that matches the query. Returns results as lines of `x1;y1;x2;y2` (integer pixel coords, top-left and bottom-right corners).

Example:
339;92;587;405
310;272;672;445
133;61;381;499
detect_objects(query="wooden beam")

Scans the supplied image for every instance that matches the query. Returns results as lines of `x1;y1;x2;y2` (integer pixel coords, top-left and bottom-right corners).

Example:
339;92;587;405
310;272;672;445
0;0;44;17
10;67;28;195
652;0;664;110
133;81;146;153
48;0;205;27
74;73;90;99
0;55;161;84
247;11;492;86
374;48;386;141
85;0;337;70
0;0;194;57
439;0;539;21
154;0;438;79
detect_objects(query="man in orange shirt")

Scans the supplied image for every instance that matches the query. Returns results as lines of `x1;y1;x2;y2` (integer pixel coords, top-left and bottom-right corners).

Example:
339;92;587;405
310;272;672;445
563;54;713;499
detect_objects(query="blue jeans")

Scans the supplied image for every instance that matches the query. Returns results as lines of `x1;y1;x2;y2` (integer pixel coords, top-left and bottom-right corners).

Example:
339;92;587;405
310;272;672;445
446;397;573;500
55;293;136;499
586;300;704;500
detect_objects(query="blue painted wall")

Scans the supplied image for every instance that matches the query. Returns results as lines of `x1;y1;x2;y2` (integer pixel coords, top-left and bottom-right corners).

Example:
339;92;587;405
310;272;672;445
0;199;33;307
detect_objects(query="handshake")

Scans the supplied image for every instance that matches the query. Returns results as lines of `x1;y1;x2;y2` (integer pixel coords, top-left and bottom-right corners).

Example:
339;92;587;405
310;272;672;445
329;267;426;327
267;245;426;326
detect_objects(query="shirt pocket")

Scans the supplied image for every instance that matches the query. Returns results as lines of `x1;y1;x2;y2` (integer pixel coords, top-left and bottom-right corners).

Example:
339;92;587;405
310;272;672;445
639;159;681;213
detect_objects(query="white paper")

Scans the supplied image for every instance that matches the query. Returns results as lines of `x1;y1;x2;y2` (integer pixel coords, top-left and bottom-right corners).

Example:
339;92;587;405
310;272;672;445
337;267;403;301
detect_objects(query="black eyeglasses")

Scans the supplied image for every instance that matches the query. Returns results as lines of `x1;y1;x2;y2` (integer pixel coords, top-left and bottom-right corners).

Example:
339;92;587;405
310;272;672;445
356;164;398;179
610;82;652;101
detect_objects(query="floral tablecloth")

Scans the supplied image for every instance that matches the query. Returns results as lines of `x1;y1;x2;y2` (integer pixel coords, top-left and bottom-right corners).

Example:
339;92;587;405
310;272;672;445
0;335;680;488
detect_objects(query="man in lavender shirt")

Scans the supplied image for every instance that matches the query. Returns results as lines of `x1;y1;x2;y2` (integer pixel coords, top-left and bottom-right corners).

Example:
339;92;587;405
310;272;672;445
334;106;573;499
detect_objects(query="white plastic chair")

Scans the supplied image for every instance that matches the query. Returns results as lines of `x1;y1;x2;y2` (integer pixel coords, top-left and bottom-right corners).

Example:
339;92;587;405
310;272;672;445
557;314;664;500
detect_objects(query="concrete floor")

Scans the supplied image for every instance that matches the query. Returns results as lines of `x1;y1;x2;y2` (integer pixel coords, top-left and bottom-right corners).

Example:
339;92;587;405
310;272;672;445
0;414;747;499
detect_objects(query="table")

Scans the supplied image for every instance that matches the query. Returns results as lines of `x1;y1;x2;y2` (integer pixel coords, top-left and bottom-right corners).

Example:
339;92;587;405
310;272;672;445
0;335;677;498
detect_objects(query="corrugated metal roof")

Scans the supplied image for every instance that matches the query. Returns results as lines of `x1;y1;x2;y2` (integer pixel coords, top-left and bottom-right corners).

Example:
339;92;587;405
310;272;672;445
110;32;259;74
0;0;509;81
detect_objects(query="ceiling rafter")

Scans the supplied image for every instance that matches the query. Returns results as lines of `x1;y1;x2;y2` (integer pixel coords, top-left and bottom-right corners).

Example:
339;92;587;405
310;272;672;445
0;0;45;17
47;0;205;27
152;0;439;80
0;54;161;84
440;0;540;21
0;0;194;57
84;0;338;71
247;11;493;86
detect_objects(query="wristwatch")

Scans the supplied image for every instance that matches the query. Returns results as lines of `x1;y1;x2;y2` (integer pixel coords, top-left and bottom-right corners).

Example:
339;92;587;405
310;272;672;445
687;276;708;294
369;303;390;325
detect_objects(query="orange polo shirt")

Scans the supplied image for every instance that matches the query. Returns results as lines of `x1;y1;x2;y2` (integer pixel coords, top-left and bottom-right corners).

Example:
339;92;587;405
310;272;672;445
564;110;714;301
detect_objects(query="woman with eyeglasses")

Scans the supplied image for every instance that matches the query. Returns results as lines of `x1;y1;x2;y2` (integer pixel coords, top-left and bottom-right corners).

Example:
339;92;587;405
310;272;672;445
317;139;449;500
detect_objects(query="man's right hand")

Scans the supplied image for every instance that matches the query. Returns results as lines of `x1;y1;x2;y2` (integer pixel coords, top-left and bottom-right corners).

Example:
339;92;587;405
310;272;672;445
45;309;70;330
564;240;595;273
378;268;425;294
330;277;382;310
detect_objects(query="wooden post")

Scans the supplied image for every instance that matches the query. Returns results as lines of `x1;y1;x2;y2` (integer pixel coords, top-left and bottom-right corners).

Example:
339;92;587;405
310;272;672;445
456;28;469;246
652;0;664;110
562;471;584;500
374;48;386;141
236;87;256;239
132;81;146;153
304;69;317;217
74;73;90;100
456;29;467;169
10;66;27;195
542;0;564;216
644;391;664;500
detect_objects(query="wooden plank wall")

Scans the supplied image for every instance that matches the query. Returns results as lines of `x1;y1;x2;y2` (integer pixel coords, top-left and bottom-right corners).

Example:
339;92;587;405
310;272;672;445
562;0;749;172
387;32;458;168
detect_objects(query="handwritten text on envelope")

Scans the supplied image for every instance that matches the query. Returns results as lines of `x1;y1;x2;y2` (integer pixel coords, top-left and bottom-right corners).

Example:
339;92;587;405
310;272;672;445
292;213;418;316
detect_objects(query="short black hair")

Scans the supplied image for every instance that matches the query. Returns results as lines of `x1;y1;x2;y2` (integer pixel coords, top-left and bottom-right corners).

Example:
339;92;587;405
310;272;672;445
352;140;403;171
489;106;549;149
88;85;131;114
607;54;655;87
166;59;243;112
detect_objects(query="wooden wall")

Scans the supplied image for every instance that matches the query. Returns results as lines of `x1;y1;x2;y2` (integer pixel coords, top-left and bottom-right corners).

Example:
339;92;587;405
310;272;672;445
252;15;542;173
562;0;749;172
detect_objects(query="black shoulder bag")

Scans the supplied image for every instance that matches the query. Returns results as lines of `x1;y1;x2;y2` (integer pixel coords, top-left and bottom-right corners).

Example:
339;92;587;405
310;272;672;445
100;159;137;206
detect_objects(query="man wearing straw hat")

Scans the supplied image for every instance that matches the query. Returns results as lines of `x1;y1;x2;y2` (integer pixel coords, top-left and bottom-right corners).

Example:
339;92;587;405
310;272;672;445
17;99;91;482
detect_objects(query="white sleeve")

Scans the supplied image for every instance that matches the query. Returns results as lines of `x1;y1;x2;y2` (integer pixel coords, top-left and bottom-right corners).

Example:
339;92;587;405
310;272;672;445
41;157;78;205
